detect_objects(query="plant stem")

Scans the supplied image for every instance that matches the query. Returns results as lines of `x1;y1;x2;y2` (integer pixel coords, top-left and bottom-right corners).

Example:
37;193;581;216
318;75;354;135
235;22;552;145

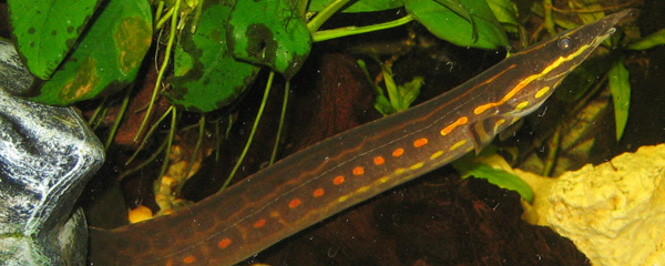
307;0;353;32
136;0;180;141
222;71;276;191
270;80;290;164
313;14;414;42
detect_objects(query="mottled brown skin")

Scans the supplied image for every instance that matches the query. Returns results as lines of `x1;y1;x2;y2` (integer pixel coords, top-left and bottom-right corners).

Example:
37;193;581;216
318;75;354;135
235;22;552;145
88;10;629;266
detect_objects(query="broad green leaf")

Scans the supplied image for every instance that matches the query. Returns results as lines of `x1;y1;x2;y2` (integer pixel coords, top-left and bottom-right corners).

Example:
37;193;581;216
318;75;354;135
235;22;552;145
374;95;396;116
628;28;665;50
398;76;424;110
485;0;519;27
166;0;259;112
608;57;630;141
8;0;100;80
453;152;534;202
308;0;403;13
432;0;473;25
26;0;152;105
226;0;311;78
405;0;509;49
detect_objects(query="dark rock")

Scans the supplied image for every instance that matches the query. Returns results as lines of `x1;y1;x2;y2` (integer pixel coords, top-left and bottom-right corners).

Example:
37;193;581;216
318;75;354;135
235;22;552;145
0;41;104;265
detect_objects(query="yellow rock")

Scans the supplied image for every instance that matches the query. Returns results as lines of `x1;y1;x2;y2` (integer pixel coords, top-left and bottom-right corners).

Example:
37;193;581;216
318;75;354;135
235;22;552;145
521;144;665;265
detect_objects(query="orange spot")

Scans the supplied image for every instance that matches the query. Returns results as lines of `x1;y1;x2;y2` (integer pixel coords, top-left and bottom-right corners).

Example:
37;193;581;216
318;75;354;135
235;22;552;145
128;205;153;224
441;117;469;135
392;148;405;157
182;255;196;264
253;219;266;228
218;238;232;249
353;166;365;175
474;103;495;115
333;175;345;185
313;188;325;197
414;138;428;147
288;199;302;208
270;211;280;217
373;156;385;165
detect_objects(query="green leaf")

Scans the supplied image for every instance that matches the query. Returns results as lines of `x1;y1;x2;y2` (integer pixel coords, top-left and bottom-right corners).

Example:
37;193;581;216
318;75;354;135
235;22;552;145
453;155;534;203
226;0;311;79
608;57;631;141
166;0;259;112
26;0;152;105
432;0;473;25
627;28;665;50
8;0;101;80
398;76;424;110
308;0;403;13
371;61;423;116
405;0;509;49
485;0;519;27
374;95;396;116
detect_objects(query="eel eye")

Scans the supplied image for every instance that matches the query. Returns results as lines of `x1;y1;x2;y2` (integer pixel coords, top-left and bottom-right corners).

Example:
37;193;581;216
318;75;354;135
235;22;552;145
558;37;572;50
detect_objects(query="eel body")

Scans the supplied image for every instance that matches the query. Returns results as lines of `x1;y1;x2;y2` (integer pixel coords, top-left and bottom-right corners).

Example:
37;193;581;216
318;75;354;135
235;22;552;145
89;10;630;265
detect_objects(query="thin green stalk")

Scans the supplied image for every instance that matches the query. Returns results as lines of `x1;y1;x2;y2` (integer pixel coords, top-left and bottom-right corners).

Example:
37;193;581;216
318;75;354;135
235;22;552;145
177;114;206;194
190;0;205;33
295;0;308;16
270;80;290;164
87;96;107;127
156;5;174;30
118;138;169;181
215;117;221;162
225;114;235;138
542;0;556;36
154;0;165;26
307;0;353;32
157;107;178;192
136;0;180;141
126;106;175;165
104;85;133;149
91;106;109;131
313;14;415;42
221;71;275;191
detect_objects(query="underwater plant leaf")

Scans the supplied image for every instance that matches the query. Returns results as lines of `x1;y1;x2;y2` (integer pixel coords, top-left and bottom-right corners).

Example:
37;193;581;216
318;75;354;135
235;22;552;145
608;57;630;141
8;0;100;80
453;157;534;203
431;0;473;24
485;0;519;27
398;76;424;111
166;0;259;112
307;0;403;13
226;0;311;78
405;0;509;49
374;95;396;116
627;28;665;50
26;0;152;105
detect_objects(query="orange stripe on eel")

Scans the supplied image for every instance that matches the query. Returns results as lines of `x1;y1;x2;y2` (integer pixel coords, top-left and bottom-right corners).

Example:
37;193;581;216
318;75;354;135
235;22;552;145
253;219;266;228
392;148;405;157
441;116;469;135
413;138;428;147
352;166;364;175
313;188;325;197
288;199;302;208
217;238;232;249
373;156;385;165
183;255;196;264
